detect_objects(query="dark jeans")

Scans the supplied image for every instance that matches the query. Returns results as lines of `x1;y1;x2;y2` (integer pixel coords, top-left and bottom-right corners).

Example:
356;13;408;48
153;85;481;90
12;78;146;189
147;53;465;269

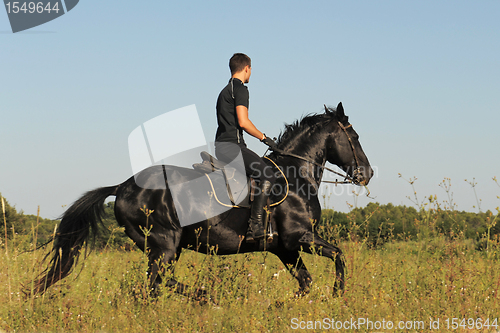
215;142;276;185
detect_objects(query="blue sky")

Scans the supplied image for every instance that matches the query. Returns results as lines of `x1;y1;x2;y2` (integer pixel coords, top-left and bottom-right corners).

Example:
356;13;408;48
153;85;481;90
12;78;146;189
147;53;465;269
1;1;499;218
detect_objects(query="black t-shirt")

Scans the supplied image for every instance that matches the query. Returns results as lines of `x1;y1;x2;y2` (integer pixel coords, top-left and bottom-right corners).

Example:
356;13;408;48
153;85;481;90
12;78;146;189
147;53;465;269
215;78;249;144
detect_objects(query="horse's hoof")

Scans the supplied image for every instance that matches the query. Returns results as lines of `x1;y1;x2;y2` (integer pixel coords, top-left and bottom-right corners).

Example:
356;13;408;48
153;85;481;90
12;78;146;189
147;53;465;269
294;288;310;298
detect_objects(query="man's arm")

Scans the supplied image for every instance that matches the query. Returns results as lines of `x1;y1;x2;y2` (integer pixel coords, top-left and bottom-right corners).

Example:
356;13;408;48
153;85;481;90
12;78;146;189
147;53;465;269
236;105;265;140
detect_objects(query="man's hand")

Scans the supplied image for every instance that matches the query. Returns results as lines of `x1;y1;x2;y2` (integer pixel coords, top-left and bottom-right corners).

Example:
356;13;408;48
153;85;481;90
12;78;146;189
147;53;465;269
261;135;278;151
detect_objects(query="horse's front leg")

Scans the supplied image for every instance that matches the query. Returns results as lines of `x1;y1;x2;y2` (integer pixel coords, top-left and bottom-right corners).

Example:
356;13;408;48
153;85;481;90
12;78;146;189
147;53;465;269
295;231;345;294
273;249;313;296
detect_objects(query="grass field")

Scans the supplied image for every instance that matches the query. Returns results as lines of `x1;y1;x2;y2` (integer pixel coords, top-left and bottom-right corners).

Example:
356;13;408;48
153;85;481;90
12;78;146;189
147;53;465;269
1;231;499;332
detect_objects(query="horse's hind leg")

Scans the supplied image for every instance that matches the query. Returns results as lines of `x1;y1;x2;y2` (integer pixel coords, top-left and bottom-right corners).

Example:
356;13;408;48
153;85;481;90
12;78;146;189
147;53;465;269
296;232;345;294
147;246;182;296
146;227;190;297
274;249;313;296
148;244;206;301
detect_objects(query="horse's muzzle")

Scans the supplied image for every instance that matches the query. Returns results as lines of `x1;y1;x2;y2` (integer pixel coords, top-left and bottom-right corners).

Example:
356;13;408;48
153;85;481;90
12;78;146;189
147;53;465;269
352;166;373;186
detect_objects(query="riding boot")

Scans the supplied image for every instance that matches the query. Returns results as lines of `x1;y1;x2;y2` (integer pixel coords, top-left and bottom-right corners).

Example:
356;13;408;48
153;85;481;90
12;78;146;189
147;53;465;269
246;180;272;243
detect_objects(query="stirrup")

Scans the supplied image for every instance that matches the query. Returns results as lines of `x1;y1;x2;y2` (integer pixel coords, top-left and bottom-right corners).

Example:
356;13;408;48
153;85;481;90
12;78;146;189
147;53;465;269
265;208;278;243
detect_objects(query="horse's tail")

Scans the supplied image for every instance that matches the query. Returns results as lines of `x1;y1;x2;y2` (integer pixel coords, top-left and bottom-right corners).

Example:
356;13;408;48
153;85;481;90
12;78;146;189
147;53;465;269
29;185;119;295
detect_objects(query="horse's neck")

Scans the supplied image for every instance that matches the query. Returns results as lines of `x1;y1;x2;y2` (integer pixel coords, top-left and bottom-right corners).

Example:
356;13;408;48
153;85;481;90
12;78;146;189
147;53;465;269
282;130;327;187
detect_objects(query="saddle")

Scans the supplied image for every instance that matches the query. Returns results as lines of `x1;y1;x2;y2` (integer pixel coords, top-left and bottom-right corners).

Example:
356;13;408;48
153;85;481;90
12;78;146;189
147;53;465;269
192;151;257;208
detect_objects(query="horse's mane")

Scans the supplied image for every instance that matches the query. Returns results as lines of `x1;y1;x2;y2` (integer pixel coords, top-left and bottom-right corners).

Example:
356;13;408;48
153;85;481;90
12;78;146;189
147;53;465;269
276;106;344;146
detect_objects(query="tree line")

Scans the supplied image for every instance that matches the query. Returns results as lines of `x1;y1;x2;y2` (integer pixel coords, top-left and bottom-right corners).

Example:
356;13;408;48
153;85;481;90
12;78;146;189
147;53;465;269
0;195;131;251
318;202;499;249
1;193;498;251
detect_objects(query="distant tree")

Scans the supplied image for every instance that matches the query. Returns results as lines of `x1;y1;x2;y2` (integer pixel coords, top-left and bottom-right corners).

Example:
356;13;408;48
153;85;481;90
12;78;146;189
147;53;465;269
0;193;18;238
0;192;59;250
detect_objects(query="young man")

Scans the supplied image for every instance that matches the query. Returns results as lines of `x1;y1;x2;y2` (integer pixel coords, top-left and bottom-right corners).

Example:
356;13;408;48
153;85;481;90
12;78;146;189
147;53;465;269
215;53;278;242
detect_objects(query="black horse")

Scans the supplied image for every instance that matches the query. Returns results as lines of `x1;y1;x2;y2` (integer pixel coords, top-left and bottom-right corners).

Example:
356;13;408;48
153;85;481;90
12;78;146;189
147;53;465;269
32;102;373;298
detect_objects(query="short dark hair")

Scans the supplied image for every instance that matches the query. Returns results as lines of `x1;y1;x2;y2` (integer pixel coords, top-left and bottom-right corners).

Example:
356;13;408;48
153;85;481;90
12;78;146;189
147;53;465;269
229;53;251;75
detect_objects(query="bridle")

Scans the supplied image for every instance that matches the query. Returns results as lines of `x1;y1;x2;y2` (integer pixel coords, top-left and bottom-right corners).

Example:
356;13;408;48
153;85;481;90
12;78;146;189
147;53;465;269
268;120;363;186
333;121;364;185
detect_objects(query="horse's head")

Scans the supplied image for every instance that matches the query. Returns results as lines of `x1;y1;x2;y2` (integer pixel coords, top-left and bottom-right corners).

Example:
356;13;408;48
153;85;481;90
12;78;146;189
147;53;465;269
324;103;373;186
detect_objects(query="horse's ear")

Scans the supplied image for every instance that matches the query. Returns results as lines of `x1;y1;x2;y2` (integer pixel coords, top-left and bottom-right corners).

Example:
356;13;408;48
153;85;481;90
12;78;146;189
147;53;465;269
324;104;331;113
336;102;345;118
